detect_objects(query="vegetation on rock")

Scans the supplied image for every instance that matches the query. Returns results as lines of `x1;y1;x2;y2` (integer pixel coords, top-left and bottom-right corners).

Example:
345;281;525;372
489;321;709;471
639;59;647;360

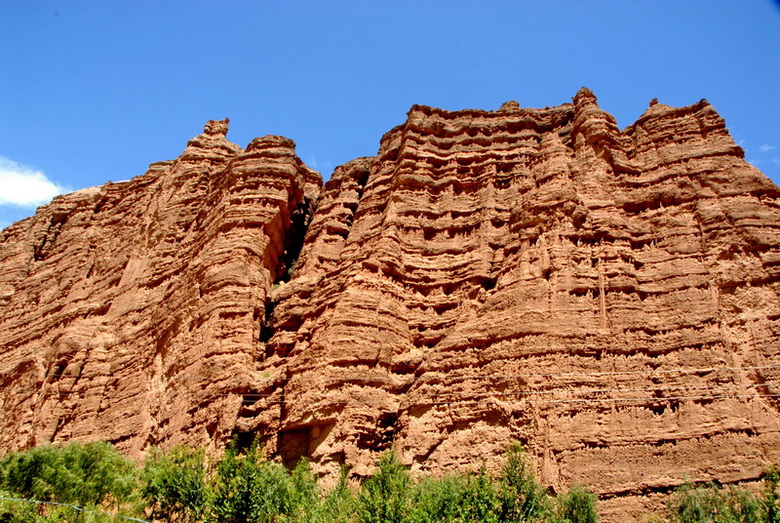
667;469;780;523
0;440;597;522
1;439;778;522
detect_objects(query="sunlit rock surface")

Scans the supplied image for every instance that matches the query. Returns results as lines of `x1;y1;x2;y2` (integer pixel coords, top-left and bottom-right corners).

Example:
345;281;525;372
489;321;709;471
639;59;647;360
3;91;780;519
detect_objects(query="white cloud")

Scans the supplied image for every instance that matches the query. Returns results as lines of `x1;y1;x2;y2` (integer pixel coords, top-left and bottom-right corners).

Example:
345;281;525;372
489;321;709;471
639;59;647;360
760;144;777;153
0;157;66;207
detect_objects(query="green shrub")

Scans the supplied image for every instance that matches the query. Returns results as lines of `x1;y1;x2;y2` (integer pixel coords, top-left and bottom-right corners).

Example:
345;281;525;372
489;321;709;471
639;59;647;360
288;458;319;513
499;443;551;522
762;467;780;523
668;482;762;523
725;486;761;523
141;445;207;522
0;444;60;502
358;451;411;523
556;485;598;523
0;441;137;511
409;474;471;523
356;445;602;523
668;483;727;523
210;440;271;522
470;465;507;522
0;492;42;523
210;439;319;523
295;466;356;523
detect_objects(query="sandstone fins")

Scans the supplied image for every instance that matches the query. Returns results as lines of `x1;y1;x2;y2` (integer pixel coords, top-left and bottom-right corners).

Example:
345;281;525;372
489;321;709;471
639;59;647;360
2;90;780;518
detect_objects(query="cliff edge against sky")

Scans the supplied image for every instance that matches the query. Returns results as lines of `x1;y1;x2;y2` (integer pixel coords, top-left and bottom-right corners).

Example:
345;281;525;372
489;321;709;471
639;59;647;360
2;89;779;519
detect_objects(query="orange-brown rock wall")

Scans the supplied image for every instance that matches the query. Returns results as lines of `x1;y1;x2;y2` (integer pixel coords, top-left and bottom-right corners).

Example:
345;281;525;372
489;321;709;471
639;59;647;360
0;120;321;457
253;91;780;518
2;91;780;519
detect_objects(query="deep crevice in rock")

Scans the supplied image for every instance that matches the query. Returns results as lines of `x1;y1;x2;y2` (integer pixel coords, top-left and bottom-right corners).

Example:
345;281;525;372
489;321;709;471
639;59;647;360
275;198;314;284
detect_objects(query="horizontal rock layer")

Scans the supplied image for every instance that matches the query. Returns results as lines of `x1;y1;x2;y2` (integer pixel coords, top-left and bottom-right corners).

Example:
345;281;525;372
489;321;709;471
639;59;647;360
2;91;780;519
0;119;321;456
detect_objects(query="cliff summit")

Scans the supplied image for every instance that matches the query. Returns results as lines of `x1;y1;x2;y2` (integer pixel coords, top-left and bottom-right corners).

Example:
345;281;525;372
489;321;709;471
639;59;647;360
2;90;780;519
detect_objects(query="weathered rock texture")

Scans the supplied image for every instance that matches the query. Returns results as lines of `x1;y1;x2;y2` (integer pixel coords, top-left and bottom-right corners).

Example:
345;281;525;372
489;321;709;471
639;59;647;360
0;119;321;455
2;90;780;519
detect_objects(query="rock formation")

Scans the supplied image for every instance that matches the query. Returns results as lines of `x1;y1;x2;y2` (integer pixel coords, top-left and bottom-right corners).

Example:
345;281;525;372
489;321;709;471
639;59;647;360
2;90;780;519
0;118;321;456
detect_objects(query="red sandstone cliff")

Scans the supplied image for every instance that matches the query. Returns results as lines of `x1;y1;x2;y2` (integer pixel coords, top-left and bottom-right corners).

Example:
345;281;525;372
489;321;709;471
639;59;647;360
2;90;780;519
0;118;321;455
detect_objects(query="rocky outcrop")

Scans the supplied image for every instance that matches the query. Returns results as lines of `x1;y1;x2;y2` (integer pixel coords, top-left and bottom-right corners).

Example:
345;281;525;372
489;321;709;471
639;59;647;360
0;119;321;456
2;90;780;519
252;89;780;518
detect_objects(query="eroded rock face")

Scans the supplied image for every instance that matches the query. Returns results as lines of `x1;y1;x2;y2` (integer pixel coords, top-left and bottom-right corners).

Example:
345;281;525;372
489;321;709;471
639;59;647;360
0;119;321;457
2;91;780;519
254;90;780;518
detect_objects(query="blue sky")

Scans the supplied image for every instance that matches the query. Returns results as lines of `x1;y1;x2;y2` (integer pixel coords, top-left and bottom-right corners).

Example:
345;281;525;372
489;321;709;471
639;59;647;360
1;1;779;230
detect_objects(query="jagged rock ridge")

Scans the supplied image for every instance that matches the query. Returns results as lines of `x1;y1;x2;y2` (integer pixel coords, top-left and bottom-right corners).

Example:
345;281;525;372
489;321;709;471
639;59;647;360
0;118;321;455
2;90;780;520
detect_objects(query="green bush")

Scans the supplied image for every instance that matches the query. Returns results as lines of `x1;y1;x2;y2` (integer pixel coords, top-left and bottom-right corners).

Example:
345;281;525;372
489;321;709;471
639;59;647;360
0;492;41;523
365;445;566;523
0;441;138;516
141;445;207;522
499;443;551;522
465;466;502;522
0;439;608;523
669;483;725;522
668;482;766;523
294;466;356;523
358;451;412;523
409;474;471;522
762;467;780;523
209;439;320;523
556;485;598;523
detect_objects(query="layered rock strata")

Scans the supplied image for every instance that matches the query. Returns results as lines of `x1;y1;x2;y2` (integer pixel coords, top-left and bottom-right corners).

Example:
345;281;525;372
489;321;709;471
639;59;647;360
254;90;780;519
2;90;780;519
0;119;321;456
